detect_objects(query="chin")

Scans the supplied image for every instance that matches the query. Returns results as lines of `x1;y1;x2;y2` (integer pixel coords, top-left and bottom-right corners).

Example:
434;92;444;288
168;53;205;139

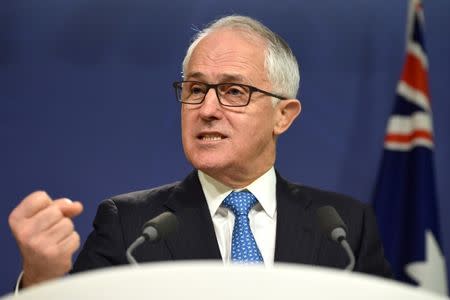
192;160;226;173
188;155;230;174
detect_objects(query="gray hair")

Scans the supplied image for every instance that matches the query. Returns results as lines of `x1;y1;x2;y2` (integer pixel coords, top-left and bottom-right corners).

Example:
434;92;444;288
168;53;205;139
182;15;300;100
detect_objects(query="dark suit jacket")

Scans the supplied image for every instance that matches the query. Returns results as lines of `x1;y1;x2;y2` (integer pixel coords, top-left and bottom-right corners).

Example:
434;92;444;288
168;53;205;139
72;170;392;278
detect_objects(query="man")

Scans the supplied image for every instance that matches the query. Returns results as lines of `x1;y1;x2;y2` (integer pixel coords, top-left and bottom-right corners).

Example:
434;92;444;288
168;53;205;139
8;15;391;289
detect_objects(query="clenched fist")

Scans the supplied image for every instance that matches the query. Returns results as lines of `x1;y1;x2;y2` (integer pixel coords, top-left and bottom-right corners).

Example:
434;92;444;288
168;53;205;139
8;191;83;288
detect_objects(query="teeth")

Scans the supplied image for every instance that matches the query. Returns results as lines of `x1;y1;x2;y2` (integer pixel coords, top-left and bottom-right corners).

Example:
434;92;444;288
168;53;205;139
202;135;223;141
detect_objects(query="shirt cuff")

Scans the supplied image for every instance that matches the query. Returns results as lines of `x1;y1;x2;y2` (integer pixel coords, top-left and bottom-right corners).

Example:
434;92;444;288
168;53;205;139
15;271;24;295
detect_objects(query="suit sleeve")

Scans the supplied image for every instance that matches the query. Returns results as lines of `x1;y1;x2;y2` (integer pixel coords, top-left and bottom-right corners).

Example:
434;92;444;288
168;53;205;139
353;204;392;278
71;199;128;273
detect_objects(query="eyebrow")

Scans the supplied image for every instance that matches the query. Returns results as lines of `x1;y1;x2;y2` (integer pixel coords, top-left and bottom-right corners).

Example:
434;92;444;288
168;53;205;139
184;72;247;84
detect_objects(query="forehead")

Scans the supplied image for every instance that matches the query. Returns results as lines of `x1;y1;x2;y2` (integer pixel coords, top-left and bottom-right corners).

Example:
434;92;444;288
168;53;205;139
185;28;269;85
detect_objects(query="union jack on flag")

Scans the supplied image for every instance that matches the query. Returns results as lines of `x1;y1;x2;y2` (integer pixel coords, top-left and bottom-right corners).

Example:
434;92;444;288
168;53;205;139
372;0;448;295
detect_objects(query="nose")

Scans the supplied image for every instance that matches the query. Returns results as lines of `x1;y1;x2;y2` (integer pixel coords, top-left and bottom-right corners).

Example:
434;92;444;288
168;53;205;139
198;87;222;120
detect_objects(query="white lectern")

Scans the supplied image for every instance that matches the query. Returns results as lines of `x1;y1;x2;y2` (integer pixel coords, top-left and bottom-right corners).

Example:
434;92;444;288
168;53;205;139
2;262;447;299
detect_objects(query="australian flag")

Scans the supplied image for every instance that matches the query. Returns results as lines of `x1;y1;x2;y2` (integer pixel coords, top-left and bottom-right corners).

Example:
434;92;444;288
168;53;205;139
373;0;447;295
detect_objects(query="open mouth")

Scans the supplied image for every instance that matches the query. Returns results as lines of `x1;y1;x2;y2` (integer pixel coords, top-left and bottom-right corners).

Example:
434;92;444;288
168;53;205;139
197;133;227;141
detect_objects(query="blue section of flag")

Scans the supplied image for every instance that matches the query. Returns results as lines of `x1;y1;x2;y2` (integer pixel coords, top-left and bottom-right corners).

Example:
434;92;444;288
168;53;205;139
373;147;441;283
393;94;426;116
412;14;426;50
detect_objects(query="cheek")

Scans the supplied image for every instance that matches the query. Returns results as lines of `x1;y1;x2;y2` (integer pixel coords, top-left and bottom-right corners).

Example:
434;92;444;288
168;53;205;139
181;112;193;149
235;112;275;147
181;109;192;133
246;108;276;134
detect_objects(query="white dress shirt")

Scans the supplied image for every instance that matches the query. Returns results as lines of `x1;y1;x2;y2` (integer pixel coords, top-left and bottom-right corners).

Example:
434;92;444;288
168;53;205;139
198;167;277;266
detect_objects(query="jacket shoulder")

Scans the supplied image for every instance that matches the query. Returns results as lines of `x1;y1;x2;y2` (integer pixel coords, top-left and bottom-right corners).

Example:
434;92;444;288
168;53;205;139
107;181;181;209
280;176;367;212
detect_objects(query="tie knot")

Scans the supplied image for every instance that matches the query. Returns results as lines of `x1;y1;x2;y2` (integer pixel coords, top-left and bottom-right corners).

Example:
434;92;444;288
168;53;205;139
222;191;258;217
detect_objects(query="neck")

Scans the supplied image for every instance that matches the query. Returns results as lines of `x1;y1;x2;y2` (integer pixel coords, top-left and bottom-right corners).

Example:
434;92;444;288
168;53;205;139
201;165;273;189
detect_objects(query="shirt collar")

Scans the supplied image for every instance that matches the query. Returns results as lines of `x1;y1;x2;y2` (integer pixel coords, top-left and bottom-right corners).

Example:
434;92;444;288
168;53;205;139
198;167;277;219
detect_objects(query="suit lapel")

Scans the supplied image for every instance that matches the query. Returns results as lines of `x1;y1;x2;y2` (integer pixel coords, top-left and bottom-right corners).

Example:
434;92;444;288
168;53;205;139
162;171;222;260
140;170;322;264
274;173;322;264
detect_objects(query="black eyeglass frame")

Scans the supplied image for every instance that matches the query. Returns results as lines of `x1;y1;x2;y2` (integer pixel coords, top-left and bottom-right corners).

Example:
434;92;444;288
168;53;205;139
172;81;288;107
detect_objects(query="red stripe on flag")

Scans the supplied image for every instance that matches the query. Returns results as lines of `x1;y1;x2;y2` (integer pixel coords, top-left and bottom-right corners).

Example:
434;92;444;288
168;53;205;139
385;130;433;143
400;53;430;99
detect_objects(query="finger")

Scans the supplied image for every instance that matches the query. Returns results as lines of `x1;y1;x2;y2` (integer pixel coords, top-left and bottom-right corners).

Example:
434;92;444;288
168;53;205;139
11;191;52;220
23;204;66;236
53;199;84;218
12;199;82;240
43;217;75;244
58;231;81;255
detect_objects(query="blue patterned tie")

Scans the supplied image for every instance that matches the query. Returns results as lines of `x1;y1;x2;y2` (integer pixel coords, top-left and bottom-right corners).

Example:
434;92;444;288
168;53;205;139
222;190;264;263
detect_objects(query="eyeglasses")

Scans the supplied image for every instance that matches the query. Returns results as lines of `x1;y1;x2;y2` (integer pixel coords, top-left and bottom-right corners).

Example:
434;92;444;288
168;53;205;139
172;81;287;107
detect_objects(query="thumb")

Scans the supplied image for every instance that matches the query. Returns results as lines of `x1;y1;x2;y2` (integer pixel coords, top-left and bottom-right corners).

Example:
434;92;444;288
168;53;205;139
53;199;84;218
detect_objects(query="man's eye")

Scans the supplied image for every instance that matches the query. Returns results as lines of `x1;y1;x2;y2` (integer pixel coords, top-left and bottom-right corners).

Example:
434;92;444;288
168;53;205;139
190;85;205;94
225;86;245;96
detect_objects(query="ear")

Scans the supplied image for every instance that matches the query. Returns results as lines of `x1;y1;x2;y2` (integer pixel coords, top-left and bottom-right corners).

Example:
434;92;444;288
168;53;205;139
273;99;302;136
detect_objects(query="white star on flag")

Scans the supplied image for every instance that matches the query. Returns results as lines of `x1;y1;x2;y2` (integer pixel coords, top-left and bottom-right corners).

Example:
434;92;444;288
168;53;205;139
405;230;448;295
